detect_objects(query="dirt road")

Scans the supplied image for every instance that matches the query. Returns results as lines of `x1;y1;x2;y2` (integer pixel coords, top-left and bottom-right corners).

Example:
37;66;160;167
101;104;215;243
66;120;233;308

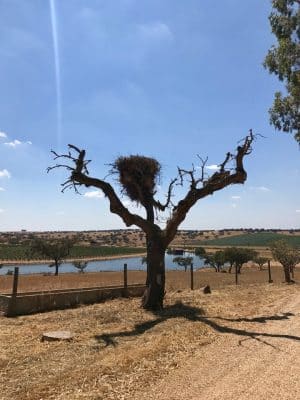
140;290;300;400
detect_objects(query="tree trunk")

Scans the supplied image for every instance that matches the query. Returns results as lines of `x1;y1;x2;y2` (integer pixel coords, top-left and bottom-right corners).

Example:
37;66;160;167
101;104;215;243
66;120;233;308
54;260;59;276
290;265;295;279
142;238;166;310
284;265;291;283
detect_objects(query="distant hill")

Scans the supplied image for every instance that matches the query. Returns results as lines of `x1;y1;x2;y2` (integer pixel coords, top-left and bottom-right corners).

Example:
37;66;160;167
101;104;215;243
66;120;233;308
201;232;300;247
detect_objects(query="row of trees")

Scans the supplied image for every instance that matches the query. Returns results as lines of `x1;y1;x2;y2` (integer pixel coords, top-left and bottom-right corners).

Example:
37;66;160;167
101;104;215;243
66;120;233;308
172;239;300;284
177;247;263;274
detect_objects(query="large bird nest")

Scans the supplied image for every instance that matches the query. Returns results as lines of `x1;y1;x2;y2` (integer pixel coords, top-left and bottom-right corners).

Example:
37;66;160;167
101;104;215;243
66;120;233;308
112;155;161;203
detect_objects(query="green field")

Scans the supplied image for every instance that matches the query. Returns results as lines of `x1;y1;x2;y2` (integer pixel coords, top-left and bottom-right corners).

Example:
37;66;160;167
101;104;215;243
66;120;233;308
201;232;300;247
0;245;146;261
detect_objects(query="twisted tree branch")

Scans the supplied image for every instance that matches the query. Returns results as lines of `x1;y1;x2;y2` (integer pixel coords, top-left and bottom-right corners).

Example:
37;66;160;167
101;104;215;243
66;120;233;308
163;130;255;245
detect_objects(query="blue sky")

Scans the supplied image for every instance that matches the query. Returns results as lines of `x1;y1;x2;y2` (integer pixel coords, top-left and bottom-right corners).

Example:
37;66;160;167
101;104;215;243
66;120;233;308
0;0;299;231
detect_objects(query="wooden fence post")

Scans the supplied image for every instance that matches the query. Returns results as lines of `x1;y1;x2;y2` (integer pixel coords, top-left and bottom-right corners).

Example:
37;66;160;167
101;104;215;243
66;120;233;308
123;263;128;289
190;263;194;290
8;267;19;317
12;267;19;296
268;260;273;283
235;263;238;285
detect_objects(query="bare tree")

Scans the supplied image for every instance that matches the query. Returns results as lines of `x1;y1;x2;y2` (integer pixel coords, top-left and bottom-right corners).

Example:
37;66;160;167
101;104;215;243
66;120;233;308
73;261;89;273
48;130;254;309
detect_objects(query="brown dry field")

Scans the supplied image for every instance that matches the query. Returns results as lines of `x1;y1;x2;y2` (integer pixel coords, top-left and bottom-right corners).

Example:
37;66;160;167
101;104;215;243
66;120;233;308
0;264;290;294
3;228;300;249
1;266;300;400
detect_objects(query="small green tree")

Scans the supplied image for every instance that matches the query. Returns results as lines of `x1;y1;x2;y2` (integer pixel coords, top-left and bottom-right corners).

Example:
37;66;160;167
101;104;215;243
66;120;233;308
270;239;300;282
264;0;300;141
173;256;193;272
203;250;226;272
254;256;269;270
194;247;206;259
223;247;239;273
223;247;257;275
214;250;227;272
216;250;228;272
30;238;74;276
233;248;258;274
73;261;88;273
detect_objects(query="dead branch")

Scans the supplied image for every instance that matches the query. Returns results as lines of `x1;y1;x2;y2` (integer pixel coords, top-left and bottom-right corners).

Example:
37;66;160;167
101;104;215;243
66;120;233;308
153;177;177;211
163;130;255;245
48;145;156;235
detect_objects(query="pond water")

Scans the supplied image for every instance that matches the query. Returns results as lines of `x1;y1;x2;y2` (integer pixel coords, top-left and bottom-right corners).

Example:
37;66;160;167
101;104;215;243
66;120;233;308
0;252;205;275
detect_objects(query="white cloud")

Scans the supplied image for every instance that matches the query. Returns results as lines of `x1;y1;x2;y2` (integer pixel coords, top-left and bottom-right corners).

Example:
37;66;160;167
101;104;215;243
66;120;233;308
0;209;4;213
250;186;270;192
205;164;220;171
0;131;7;138
56;211;65;216
0;169;11;179
138;22;173;41
231;195;241;200
0;187;5;191
4;139;32;148
296;210;300;213
84;190;104;199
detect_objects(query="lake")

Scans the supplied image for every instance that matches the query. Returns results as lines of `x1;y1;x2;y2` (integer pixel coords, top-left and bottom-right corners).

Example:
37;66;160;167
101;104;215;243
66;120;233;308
0;252;205;275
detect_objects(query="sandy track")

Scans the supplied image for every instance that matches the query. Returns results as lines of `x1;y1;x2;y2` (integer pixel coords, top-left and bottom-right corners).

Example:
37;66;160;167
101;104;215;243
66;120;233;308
139;291;300;400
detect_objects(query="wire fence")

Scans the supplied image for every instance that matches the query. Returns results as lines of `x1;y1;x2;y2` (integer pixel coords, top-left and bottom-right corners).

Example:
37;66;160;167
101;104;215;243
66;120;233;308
0;262;294;296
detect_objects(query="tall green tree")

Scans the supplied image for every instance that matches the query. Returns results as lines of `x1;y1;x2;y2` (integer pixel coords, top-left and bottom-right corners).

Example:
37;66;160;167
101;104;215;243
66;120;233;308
264;0;300;141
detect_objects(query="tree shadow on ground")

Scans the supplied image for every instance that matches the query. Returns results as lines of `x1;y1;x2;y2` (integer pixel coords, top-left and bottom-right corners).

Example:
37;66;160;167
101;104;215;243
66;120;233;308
94;301;300;348
211;312;295;324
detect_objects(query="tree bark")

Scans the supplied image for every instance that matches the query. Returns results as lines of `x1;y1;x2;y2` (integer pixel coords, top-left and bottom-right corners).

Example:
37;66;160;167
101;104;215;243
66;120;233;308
142;237;166;310
284;264;291;283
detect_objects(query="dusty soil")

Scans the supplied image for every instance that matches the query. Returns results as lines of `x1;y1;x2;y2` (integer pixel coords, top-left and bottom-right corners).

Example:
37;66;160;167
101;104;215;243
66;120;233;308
1;269;300;399
138;287;300;400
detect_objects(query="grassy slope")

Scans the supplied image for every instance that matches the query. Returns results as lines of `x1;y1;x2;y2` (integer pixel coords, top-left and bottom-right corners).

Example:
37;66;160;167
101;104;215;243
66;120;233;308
0;245;146;261
201;232;300;247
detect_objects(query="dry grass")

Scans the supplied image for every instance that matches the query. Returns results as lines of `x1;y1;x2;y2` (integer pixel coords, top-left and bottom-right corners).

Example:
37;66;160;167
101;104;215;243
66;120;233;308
0;264;294;294
4;228;299;249
1;266;300;399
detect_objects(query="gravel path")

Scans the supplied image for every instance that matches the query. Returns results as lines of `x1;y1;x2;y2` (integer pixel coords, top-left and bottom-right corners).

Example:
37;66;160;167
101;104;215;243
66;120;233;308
139;290;300;400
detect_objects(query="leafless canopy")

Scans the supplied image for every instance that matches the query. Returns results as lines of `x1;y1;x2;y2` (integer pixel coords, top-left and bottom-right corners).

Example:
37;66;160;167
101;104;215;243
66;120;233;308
48;130;254;245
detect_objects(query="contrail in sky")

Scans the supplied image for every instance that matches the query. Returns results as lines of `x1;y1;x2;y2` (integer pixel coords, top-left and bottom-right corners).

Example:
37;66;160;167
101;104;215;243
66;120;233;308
49;0;62;150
